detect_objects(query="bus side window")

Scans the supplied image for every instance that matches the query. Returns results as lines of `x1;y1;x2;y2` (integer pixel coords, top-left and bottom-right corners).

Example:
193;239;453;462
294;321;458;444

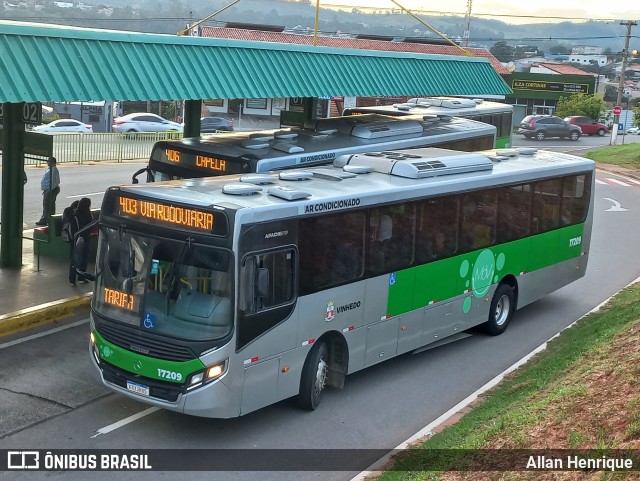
561;174;592;226
416;196;458;263
461;190;498;251
497;184;531;243
532;179;562;233
299;211;365;294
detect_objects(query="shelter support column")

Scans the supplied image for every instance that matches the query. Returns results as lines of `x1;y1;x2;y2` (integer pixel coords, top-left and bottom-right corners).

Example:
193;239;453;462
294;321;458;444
1;103;25;267
183;100;202;138
303;98;319;122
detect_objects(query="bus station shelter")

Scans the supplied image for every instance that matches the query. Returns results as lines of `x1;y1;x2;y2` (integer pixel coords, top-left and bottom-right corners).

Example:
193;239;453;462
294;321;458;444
0;20;511;267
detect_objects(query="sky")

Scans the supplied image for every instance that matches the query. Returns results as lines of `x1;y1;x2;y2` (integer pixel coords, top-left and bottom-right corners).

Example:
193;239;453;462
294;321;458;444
318;1;640;25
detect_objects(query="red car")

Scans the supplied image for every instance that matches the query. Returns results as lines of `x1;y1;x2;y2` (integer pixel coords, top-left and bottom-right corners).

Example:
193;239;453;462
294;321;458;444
564;116;608;136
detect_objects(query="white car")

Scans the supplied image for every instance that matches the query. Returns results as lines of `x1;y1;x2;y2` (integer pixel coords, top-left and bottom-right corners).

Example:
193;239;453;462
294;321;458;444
32;119;93;133
627;126;640;135
112;113;184;133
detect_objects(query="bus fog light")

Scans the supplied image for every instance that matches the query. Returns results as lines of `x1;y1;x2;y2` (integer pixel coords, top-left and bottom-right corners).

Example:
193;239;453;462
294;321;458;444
190;373;204;385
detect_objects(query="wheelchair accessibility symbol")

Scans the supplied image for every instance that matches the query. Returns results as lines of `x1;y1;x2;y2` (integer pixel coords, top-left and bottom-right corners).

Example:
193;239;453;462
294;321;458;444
143;313;156;329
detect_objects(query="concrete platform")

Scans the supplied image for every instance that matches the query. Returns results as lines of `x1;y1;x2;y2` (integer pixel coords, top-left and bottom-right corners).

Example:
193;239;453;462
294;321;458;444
0;230;92;337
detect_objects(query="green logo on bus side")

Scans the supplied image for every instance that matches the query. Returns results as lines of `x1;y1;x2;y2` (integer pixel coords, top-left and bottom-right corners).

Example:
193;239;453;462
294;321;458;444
461;249;506;314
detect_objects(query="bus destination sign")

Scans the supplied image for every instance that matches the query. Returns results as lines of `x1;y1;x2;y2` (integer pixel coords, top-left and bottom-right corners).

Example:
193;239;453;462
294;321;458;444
118;196;214;233
164;149;228;173
103;287;136;311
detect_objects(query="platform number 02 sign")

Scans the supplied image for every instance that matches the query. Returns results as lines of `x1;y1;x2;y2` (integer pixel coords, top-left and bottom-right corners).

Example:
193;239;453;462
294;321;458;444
0;103;42;124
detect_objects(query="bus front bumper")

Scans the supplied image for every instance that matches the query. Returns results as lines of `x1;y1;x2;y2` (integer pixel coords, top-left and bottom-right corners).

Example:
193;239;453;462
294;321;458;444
89;342;239;418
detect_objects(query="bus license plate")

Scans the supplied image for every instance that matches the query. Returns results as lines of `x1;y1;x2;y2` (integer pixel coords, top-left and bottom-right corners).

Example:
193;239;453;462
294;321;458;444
126;381;150;396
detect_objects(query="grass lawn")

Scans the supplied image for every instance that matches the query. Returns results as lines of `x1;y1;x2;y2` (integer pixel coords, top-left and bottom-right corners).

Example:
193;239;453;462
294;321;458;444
374;281;640;480
586;143;640;170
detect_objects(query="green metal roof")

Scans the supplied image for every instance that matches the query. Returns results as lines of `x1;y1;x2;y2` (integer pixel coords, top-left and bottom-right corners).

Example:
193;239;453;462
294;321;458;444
0;21;511;103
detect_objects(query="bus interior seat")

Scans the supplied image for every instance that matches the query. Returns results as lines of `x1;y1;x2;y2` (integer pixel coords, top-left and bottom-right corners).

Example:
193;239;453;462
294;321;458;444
174;289;230;326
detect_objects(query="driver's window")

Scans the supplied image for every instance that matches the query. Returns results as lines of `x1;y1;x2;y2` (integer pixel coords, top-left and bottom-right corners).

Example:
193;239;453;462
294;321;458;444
238;248;295;349
240;249;294;314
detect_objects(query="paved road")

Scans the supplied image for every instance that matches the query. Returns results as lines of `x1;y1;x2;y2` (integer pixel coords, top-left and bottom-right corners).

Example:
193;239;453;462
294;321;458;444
0;170;639;481
512;130;640;152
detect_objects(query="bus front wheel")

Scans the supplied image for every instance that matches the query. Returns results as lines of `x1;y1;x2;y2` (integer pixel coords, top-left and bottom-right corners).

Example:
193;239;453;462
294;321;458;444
483;284;515;336
297;341;329;410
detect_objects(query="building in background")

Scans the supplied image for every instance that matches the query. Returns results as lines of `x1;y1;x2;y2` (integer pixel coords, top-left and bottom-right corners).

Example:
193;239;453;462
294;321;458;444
506;63;596;122
46;101;119;133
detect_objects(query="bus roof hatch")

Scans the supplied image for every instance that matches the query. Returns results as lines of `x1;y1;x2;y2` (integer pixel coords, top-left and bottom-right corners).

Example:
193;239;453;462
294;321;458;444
337;148;493;179
350;120;423;139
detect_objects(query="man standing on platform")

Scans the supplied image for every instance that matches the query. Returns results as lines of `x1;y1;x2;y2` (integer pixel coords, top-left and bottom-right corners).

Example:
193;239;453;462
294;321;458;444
36;156;60;226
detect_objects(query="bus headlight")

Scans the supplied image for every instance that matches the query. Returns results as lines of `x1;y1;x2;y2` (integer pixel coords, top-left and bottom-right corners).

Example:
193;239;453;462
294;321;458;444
187;360;227;391
90;332;100;364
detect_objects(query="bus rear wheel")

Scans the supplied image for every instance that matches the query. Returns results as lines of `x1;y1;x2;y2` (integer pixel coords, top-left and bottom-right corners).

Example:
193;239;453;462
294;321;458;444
297;341;329;410
483;284;515;336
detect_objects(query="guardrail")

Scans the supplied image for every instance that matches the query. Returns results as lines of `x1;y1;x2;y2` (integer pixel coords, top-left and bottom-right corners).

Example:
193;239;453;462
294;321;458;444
23;131;184;166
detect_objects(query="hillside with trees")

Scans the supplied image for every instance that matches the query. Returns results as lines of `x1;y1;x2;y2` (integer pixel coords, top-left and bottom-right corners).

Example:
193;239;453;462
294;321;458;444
1;0;636;54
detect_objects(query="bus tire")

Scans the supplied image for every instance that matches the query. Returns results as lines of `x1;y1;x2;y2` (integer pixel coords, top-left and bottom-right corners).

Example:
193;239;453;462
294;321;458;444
483;284;514;336
297;341;329;410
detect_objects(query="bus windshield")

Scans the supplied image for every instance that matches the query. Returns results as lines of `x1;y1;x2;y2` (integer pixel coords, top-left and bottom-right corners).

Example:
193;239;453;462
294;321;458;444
93;227;233;341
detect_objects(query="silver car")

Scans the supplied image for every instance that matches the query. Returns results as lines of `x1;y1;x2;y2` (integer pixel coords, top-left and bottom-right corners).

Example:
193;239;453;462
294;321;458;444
112;113;183;133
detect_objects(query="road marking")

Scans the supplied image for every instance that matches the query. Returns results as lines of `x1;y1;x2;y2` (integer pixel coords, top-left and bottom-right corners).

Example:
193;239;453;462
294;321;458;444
595;179;607;185
603;197;628;212
66;192;105;199
604;178;632;187
626;178;640;185
0;319;88;350
91;407;160;438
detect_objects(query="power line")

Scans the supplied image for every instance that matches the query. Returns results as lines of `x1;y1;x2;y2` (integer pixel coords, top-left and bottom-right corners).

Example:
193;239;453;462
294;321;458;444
316;5;631;22
2;9;635;24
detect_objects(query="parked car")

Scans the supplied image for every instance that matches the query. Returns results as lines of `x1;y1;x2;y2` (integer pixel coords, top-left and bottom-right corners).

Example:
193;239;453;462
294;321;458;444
627;126;640;135
518;115;581;141
200;117;234;132
112;113;183;133
563;116;608;136
32;119;93;133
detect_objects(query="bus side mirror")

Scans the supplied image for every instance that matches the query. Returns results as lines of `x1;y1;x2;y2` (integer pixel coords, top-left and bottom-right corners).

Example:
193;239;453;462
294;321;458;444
132;167;147;184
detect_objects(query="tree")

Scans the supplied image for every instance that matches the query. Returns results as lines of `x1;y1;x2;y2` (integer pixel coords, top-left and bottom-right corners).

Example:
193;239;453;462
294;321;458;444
603;86;618;102
633;107;640;128
555;93;606;120
489;41;515;63
549;44;570;55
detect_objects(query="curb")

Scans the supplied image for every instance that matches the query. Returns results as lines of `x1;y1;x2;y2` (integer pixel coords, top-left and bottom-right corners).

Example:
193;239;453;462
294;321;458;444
0;293;92;338
596;163;640;181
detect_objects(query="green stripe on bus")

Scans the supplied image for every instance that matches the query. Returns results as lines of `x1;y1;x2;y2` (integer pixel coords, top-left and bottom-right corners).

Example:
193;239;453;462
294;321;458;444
495;137;510;148
388;224;584;316
94;331;205;383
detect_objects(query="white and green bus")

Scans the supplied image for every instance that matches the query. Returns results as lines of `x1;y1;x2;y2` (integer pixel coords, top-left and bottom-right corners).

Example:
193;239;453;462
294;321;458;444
343;97;514;148
90;146;594;418
132;113;496;183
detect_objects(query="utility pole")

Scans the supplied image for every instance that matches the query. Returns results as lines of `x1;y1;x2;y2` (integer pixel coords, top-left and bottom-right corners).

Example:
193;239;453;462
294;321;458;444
612;20;636;145
463;0;472;47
